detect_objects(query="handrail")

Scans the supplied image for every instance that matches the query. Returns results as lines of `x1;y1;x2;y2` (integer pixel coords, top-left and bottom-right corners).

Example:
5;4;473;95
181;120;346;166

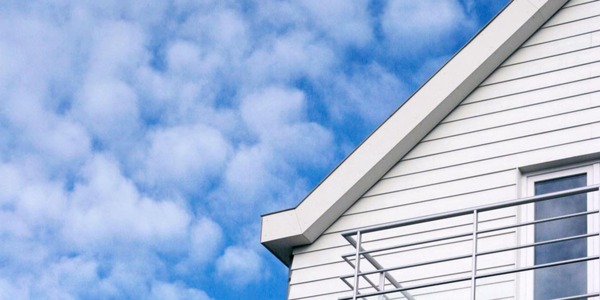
339;256;600;300
340;232;599;280
341;209;600;260
339;184;600;300
341;185;599;237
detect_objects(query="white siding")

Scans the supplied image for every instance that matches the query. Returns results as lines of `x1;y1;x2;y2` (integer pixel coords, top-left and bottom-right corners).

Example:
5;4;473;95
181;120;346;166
287;1;600;299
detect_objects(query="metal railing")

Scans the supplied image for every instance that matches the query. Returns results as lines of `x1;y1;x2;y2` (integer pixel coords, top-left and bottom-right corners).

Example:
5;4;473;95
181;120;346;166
339;184;600;300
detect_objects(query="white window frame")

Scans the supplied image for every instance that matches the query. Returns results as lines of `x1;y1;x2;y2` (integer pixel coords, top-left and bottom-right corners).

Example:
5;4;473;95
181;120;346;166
518;163;600;299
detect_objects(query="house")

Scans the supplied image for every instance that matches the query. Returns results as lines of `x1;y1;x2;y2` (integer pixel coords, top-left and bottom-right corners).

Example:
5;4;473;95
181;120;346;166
261;0;600;299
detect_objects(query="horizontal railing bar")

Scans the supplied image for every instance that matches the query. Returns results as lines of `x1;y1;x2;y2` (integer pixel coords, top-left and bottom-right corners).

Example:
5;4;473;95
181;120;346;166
340;275;393;300
552;292;600;300
477;209;599;234
339;255;600;300
477;232;599;257
341;185;599;237
341;185;600;300
362;275;383;295
340;276;354;290
341;231;473;259
340;253;472;280
344;210;598;259
348;220;478;248
476;255;599;279
343;231;598;279
344;235;417;300
338;274;473;300
342;232;599;279
342;255;356;269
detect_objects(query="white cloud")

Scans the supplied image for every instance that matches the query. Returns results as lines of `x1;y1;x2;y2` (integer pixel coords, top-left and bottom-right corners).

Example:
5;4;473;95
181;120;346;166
214;145;295;209
0;163;27;205
74;79;139;141
77;1;169;26
240;87;334;166
381;0;476;56
142;124;231;193
16;177;69;229
241;87;306;137
0;14;92;170
176;6;250;76
63;155;191;251
167;41;204;76
0;12;73;96
188;217;224;267
0;0;496;298
86;20;148;80
150;281;213;300
36;256;99;300
1;90;92;174
0;0;345;298
298;0;373;47
256;0;373;48
208;87;334;217
327;63;408;128
216;246;263;287
0;154;223;298
244;31;337;84
35;119;92;164
0;277;28;300
0;162;68;238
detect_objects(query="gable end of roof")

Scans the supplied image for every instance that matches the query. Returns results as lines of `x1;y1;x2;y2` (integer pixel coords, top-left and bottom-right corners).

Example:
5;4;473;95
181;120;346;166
261;0;570;267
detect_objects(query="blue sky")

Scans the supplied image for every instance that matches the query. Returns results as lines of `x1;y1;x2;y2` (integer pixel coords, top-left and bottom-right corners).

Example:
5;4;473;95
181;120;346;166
0;1;509;299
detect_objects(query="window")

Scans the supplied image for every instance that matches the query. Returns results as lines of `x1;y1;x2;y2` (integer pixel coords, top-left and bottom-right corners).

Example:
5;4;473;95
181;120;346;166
520;164;600;299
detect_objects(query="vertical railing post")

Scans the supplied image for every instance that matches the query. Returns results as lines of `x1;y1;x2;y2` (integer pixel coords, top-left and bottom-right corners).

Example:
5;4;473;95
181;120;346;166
378;271;385;300
597;190;600;293
471;210;479;300
353;231;362;300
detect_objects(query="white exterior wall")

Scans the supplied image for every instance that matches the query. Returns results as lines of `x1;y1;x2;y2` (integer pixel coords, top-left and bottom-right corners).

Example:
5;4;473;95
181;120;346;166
286;1;600;299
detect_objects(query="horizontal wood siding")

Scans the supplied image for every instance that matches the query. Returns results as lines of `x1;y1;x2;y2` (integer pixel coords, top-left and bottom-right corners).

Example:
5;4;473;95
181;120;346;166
287;1;600;299
503;30;600;66
565;0;599;8
523;14;600;47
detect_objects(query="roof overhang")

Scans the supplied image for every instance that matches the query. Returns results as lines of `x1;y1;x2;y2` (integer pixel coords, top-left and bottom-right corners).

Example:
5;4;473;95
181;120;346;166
261;0;569;266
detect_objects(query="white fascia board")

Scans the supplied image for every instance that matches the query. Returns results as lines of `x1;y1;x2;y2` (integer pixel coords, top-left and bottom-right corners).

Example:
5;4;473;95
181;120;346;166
261;209;309;265
261;0;568;267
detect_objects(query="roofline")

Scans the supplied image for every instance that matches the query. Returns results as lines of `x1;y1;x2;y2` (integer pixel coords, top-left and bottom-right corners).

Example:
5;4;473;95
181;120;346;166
260;0;513;220
261;0;569;267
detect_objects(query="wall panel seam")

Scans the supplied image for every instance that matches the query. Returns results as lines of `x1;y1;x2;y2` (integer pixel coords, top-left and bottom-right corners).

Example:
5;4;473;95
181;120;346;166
542;11;600;29
412;119;600;161
447;89;600;124
524;19;600;47
294;215;516;256
395;137;600;178
502;35;600;67
480;59;600;87
433;103;600;140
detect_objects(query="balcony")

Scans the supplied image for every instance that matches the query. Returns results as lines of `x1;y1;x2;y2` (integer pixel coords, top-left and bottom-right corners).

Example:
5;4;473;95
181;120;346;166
339;184;600;300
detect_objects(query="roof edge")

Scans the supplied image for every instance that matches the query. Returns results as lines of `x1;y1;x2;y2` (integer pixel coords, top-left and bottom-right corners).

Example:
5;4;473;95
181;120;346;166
261;0;569;267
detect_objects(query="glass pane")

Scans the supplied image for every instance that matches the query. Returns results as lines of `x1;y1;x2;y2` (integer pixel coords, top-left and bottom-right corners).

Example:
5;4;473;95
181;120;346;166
534;173;587;300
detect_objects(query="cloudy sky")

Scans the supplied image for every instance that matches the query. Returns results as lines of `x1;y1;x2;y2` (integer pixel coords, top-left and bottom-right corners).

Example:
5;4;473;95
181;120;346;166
0;0;509;299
